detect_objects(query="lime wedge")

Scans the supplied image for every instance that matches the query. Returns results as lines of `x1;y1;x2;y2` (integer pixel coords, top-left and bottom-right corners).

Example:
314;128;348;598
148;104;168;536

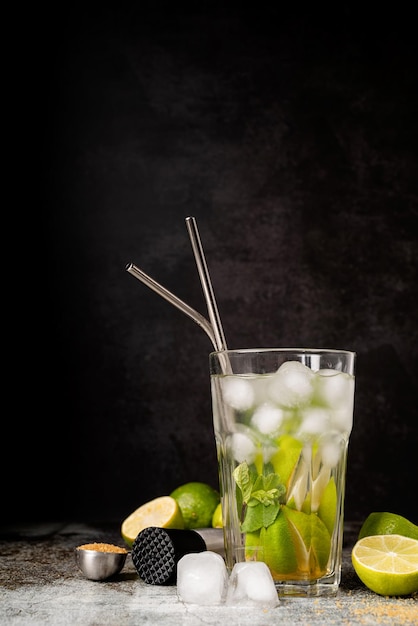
317;476;337;535
245;509;297;576
270;435;303;488
282;505;331;576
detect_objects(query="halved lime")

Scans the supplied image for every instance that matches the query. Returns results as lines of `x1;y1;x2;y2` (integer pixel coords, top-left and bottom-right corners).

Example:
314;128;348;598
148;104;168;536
352;534;418;596
121;496;184;547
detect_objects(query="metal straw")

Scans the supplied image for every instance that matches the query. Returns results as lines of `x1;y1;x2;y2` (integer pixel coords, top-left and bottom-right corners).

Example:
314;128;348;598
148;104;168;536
125;263;217;349
185;216;227;352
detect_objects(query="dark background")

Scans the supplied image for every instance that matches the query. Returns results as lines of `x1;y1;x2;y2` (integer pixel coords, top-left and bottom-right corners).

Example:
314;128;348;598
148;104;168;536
7;5;417;527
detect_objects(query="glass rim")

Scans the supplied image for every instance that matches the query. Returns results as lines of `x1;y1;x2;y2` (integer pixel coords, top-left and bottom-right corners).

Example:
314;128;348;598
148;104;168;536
209;347;356;357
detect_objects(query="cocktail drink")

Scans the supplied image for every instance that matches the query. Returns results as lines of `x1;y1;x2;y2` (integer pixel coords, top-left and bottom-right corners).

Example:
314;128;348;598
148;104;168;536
210;348;356;597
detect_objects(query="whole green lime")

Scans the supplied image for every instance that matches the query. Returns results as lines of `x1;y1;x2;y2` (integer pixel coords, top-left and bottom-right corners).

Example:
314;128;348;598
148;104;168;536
358;512;418;541
170;482;220;529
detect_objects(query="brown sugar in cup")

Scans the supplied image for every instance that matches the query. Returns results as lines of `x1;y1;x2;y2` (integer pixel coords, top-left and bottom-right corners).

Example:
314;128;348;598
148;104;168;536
75;542;128;581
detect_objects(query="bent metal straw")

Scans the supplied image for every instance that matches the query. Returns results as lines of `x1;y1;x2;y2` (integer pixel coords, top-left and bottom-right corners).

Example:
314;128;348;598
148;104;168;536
126;217;227;353
125;262;217;349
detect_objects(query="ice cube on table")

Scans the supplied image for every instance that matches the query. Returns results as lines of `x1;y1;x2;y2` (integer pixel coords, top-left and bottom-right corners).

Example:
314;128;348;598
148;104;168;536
221;377;255;410
177;551;228;606
268;361;314;408
251;403;284;434
226;561;279;608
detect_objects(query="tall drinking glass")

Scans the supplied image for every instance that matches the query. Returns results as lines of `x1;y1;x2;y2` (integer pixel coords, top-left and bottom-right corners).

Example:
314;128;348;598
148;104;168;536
210;348;356;597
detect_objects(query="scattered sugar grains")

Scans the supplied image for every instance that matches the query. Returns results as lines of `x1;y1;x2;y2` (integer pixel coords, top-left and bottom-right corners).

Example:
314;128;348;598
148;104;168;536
351;598;418;624
77;543;127;553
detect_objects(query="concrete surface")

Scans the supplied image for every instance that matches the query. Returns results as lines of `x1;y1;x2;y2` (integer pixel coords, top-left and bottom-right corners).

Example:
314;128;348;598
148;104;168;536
1;522;417;625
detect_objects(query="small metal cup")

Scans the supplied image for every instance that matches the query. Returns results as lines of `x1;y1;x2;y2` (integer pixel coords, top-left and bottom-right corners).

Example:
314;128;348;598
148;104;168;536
75;547;127;581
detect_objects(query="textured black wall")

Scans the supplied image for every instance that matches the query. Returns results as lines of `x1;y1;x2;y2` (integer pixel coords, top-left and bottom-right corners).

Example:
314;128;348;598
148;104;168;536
9;6;417;526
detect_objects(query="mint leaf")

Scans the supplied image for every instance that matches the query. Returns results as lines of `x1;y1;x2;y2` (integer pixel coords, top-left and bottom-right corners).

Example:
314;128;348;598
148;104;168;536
261;502;280;527
233;462;253;503
233;462;286;532
250;489;280;506
241;501;280;532
241;503;263;532
250;473;285;506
